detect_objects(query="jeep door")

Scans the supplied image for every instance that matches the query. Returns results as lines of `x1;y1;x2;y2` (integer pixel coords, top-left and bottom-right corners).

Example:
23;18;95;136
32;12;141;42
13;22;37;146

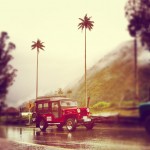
51;101;61;122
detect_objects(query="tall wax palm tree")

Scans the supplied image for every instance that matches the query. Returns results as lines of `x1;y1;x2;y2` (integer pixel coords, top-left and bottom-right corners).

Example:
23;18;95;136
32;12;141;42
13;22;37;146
31;39;45;101
78;14;94;107
125;0;143;100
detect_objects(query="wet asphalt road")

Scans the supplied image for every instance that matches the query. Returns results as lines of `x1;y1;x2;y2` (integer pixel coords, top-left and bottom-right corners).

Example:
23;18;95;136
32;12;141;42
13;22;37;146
0;124;150;150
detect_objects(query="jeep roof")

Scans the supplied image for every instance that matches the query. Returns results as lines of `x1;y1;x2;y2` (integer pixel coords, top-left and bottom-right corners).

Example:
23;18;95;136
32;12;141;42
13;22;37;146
35;96;76;103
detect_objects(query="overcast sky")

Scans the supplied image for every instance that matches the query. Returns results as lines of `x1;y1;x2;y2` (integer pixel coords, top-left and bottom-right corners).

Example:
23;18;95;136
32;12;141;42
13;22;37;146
1;0;132;106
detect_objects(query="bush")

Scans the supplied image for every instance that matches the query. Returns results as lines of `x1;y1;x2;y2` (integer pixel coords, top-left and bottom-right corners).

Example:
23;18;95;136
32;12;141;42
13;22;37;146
91;101;111;110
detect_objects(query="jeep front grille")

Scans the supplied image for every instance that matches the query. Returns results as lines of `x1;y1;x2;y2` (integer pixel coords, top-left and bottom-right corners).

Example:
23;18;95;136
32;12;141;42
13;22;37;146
80;109;87;116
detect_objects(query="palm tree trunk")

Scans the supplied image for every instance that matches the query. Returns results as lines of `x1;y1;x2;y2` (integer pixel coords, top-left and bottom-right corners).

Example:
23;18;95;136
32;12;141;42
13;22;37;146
149;87;150;101
36;49;39;101
134;37;139;101
85;28;87;107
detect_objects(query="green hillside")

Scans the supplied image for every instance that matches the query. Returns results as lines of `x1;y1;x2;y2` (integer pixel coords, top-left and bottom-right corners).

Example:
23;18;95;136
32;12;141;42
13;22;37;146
69;41;150;114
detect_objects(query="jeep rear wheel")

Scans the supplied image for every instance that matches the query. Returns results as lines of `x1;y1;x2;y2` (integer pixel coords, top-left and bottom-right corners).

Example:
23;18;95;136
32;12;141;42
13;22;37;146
57;123;64;130
31;113;36;123
66;118;77;132
145;116;150;134
39;119;47;131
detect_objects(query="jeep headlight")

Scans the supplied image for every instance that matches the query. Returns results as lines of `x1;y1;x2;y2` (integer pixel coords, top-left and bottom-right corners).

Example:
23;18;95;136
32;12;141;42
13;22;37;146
77;108;80;113
87;108;90;113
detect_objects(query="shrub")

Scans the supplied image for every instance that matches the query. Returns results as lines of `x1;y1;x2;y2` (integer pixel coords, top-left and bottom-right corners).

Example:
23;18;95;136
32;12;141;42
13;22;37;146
91;101;111;110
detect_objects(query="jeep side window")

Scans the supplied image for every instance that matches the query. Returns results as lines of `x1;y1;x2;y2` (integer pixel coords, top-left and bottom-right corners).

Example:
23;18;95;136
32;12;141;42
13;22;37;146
43;103;48;110
52;102;58;112
52;102;59;118
38;104;42;110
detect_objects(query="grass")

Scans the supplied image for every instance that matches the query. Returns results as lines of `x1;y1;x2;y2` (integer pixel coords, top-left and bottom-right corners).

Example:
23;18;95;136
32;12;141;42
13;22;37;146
90;101;111;109
90;107;139;117
89;100;140;117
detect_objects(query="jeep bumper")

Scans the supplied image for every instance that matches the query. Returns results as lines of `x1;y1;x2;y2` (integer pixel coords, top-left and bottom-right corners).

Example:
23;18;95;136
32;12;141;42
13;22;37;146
78;116;93;123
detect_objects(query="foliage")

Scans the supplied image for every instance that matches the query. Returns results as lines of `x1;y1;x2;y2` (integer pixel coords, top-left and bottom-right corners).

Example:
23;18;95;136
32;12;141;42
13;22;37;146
91;101;111;109
125;0;142;37
67;89;72;94
125;0;150;49
78;14;94;31
0;115;29;125
140;0;150;49
66;89;72;97
31;39;45;52
0;32;17;101
0;101;7;113
58;88;63;95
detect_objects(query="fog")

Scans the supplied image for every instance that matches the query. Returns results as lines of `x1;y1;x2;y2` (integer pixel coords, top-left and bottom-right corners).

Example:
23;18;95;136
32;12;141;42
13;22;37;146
0;0;132;106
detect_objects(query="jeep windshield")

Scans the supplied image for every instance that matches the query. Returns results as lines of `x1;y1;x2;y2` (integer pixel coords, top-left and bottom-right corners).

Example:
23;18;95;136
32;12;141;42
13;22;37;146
60;100;78;107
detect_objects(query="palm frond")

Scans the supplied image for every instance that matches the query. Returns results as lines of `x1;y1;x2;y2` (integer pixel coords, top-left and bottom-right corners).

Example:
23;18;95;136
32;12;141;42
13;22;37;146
31;39;45;51
79;18;84;22
78;14;94;31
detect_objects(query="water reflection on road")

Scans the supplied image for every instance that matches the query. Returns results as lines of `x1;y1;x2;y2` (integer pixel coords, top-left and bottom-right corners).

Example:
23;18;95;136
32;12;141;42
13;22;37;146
0;124;150;149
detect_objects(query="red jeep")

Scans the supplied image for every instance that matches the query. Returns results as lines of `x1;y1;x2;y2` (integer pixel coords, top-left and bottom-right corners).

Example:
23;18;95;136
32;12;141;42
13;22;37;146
32;96;94;132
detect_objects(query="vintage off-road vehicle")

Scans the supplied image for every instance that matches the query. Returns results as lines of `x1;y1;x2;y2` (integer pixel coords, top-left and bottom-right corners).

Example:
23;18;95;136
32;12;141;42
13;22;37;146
32;96;94;132
139;102;150;133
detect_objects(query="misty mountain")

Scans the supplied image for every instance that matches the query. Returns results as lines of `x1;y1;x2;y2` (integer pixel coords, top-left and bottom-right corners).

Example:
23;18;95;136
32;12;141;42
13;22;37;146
69;40;150;107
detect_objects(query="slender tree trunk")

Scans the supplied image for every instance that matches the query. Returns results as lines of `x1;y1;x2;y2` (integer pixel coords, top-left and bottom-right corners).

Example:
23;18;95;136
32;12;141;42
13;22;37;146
85;28;87;107
148;87;150;101
36;49;39;101
134;37;139;101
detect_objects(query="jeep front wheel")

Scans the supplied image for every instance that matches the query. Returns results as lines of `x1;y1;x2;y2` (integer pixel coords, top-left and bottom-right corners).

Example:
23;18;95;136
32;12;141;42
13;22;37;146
85;121;94;130
66;118;76;132
39;119;47;131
